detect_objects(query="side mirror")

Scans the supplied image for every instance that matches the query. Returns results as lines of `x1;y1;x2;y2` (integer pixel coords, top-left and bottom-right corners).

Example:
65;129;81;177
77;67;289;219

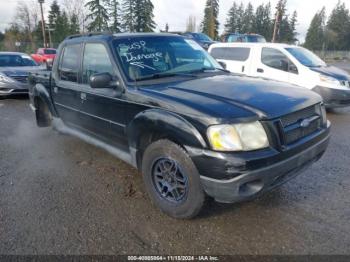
280;59;289;72
90;73;113;89
289;64;298;74
218;61;227;69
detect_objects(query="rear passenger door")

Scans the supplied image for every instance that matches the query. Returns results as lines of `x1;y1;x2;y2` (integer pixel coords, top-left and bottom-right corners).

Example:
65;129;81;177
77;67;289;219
78;42;129;151
52;43;82;125
210;47;251;75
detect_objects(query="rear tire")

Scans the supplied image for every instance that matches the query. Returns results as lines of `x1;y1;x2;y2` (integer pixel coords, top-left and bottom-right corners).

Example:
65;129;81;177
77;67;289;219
141;139;205;219
35;99;52;127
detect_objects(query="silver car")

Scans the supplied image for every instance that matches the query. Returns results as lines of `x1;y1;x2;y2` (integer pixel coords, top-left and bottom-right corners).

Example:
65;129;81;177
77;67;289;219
0;52;44;96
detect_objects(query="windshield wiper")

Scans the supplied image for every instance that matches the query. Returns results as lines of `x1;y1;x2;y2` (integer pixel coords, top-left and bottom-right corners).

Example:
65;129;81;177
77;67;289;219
134;72;198;81
189;67;230;74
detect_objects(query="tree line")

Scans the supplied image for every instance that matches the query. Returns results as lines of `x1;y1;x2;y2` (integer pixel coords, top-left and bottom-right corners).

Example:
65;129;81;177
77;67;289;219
0;0;349;53
201;0;298;43
304;2;350;51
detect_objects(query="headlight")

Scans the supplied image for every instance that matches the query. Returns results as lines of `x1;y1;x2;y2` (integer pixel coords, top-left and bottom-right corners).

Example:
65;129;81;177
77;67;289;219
207;122;269;152
319;74;340;85
0;73;15;83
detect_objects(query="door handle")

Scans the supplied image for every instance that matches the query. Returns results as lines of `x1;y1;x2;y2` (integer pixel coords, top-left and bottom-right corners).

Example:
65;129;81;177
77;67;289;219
80;92;87;101
257;68;264;73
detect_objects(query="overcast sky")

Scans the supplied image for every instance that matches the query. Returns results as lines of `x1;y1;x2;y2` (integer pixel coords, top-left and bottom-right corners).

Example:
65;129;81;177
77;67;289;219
0;0;348;42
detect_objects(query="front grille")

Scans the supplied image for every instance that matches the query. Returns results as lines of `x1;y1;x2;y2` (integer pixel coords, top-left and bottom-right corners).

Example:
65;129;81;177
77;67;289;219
279;104;323;145
280;106;316;127
10;75;28;83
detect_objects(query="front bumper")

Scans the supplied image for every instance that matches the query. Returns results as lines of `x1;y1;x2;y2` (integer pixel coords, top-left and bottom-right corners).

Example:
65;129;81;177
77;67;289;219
0;82;29;96
186;124;330;203
313;85;350;108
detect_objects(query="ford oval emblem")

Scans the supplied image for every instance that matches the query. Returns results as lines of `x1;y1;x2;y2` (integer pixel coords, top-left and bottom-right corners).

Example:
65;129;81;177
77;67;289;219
300;119;311;128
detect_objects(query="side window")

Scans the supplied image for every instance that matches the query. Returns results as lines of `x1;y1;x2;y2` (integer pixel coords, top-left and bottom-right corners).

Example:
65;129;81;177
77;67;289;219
227;35;238;42
59;44;81;82
82;43;114;84
261;47;295;72
211;47;250;62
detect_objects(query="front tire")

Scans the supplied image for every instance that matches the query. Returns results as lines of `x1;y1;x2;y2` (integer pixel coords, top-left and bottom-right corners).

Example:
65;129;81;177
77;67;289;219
141;140;205;219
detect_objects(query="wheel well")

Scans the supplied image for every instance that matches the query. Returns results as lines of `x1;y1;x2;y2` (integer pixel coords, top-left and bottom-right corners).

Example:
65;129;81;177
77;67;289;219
136;131;184;169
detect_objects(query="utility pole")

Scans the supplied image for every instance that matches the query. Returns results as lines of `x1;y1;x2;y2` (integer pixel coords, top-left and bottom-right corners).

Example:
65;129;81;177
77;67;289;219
46;26;53;48
38;0;47;48
272;9;280;43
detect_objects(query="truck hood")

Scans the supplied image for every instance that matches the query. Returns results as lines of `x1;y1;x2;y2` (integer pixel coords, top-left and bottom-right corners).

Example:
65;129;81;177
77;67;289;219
309;65;350;81
139;74;322;121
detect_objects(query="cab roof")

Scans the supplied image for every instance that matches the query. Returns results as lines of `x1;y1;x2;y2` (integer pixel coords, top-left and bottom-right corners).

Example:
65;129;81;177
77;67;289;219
64;32;183;44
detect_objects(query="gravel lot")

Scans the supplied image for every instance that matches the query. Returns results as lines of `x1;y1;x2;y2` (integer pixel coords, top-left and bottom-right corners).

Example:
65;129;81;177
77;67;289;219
1;66;350;255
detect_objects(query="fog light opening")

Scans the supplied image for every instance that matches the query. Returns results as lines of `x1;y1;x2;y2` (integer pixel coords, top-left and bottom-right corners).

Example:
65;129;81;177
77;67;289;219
239;180;264;197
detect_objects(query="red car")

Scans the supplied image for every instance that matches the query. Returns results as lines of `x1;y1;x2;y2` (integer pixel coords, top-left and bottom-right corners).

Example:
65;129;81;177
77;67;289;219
31;48;56;65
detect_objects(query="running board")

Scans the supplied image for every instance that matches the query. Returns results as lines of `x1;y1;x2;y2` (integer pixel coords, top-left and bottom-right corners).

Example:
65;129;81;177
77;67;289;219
52;118;137;168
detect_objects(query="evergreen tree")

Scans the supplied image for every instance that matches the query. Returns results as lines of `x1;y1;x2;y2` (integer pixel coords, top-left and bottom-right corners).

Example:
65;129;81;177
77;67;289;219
304;8;326;50
55;11;71;42
289;11;298;43
85;0;109;32
282;11;298;44
241;2;254;33
48;1;60;30
48;1;61;44
70;14;80;34
235;3;245;33
279;15;292;42
326;1;350;50
107;0;121;33
201;0;220;39
121;0;135;32
225;2;238;33
134;0;156;32
253;3;272;40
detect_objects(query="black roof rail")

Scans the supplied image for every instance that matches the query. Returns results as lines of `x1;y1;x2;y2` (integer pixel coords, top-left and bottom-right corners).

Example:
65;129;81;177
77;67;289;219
65;31;113;40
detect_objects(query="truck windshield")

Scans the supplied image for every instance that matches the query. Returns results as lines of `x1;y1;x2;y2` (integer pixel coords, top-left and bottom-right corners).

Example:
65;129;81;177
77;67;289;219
113;36;221;81
246;35;266;43
0;54;38;67
44;49;56;55
192;33;213;42
285;47;326;67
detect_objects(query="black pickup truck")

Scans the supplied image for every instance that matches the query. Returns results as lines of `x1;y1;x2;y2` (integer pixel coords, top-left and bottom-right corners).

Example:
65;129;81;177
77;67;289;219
29;33;331;219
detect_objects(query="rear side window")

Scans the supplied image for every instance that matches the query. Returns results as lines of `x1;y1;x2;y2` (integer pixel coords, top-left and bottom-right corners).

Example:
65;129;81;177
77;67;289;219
59;44;81;82
82;43;114;84
210;47;250;61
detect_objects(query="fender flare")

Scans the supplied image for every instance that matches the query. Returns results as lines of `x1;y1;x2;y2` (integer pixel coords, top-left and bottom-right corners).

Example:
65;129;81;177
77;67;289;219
33;83;58;117
127;109;207;166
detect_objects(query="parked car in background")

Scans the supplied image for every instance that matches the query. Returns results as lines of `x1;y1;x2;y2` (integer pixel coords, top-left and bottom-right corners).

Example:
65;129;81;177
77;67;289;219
221;33;266;43
31;48;56;66
0;52;44;96
209;42;350;108
181;32;216;50
29;33;330;219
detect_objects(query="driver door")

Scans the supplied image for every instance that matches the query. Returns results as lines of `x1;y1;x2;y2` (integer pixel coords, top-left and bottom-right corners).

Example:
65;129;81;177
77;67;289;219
78;42;128;150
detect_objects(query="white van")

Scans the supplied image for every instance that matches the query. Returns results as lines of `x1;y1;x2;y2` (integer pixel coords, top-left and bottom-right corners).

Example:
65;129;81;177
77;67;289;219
208;43;350;108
